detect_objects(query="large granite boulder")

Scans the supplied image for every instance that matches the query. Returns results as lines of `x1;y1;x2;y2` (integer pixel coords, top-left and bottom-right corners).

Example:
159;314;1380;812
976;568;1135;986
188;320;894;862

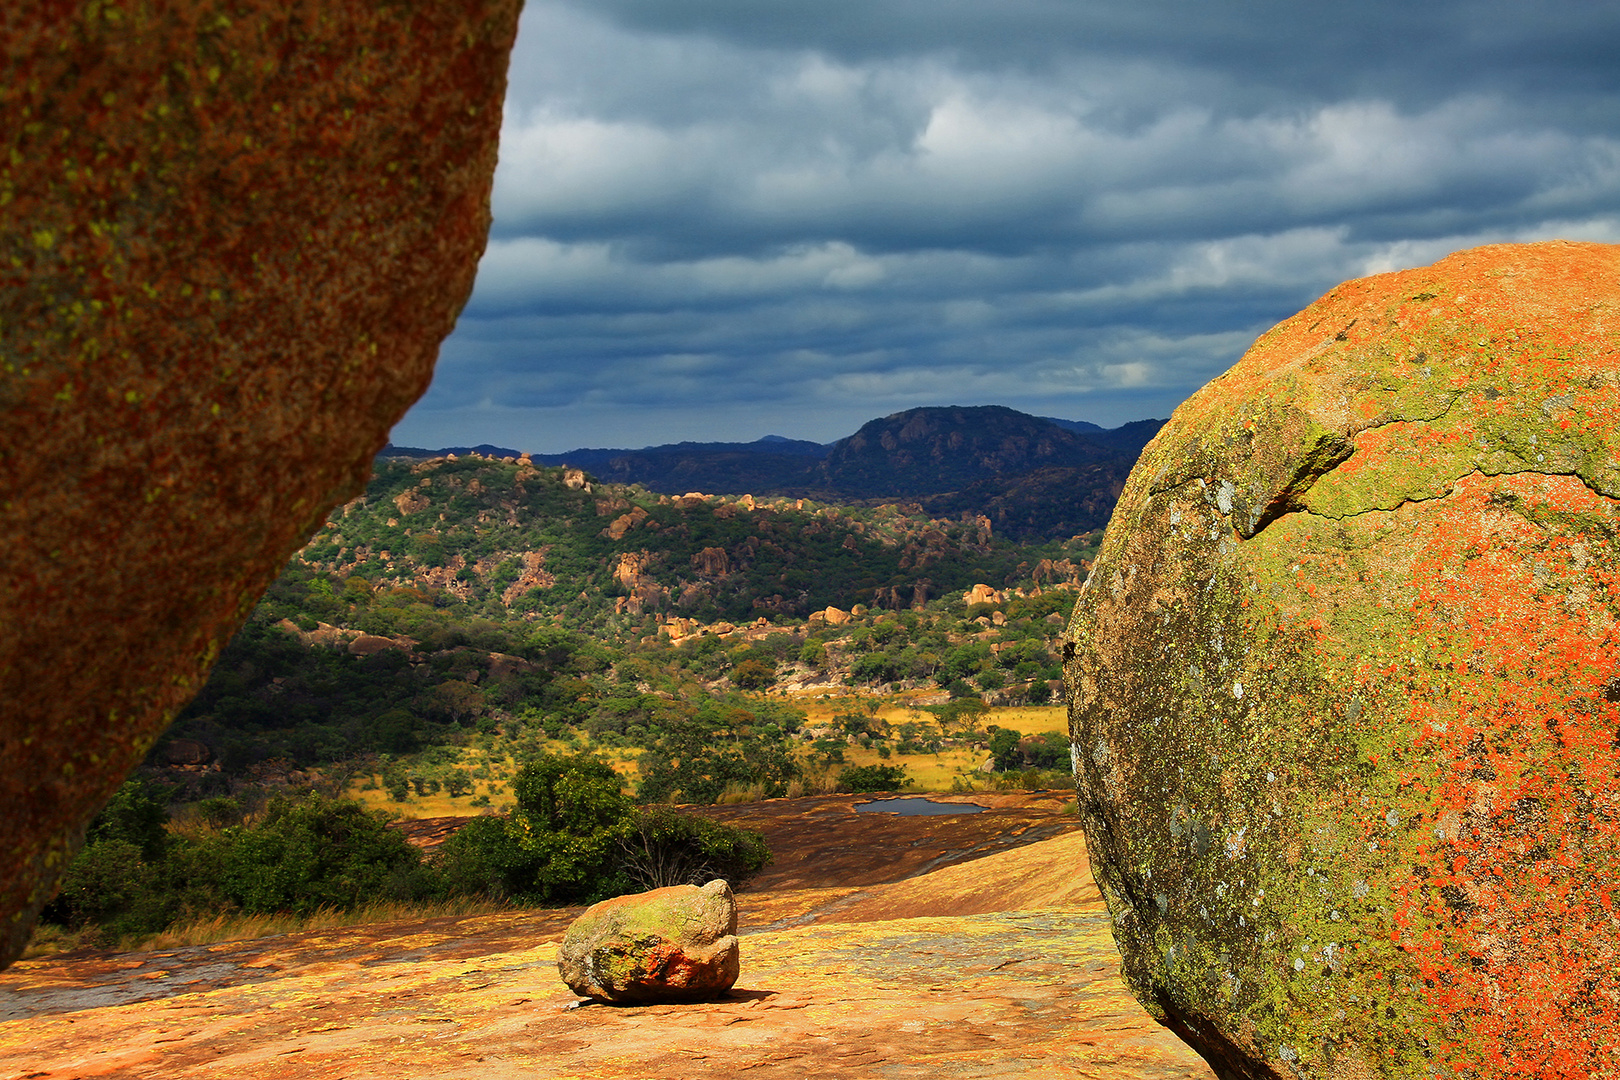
0;0;522;968
559;880;742;1003
1063;241;1620;1078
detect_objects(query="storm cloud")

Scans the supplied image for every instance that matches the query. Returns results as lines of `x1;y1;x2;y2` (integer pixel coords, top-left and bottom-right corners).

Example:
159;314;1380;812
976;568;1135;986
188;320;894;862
393;0;1620;451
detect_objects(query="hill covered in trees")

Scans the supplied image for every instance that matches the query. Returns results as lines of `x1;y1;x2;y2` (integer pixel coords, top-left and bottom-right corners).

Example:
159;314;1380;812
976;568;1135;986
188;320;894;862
386;406;1163;541
148;453;1094;799
43;450;1098;950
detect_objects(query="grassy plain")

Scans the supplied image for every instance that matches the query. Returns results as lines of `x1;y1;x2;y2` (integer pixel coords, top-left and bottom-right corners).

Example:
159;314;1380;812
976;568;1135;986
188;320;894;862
346;701;1072;818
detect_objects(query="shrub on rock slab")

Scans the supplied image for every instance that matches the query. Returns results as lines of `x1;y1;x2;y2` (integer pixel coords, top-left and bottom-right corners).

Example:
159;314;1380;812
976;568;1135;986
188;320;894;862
619;806;770;892
836;764;910;793
1063;241;1620;1079
431;754;771;904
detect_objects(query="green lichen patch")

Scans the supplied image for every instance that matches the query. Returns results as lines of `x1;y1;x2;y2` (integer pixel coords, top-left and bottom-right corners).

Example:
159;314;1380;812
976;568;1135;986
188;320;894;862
1066;242;1620;1079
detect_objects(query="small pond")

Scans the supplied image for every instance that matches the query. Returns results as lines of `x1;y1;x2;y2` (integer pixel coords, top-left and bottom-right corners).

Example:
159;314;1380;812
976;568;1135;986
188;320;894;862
853;797;985;816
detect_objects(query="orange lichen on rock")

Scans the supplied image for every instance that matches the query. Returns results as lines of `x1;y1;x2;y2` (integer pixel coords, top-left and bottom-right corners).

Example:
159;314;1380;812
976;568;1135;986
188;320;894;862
559;880;742;1003
0;0;522;968
0;807;1213;1080
1064;241;1620;1078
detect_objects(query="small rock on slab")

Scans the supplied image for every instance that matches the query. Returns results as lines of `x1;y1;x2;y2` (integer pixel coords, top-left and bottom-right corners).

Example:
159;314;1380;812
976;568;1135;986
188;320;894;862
559;880;740;1003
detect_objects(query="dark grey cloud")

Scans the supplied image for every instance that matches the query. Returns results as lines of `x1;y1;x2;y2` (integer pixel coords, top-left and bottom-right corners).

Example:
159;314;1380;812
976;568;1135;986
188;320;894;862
392;1;1620;452
566;0;1620;113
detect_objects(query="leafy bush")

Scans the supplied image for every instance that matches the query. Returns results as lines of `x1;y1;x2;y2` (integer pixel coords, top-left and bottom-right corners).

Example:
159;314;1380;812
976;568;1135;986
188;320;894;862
433;753;633;903
635;699;802;805
849;650;902;685
39;784;438;940
731;658;776;690
618;806;770;890
41;838;170;937
988;728;1024;771
1025;731;1072;770
988;729;1070;771
85;778;174;860
431;815;539;900
836;764;909;793
926;697;988;732
433;754;772;901
208;792;428;915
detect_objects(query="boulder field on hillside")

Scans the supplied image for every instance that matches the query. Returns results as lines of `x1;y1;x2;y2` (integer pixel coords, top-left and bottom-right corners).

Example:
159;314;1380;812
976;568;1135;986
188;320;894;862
0;1;522;968
1064;241;1620;1078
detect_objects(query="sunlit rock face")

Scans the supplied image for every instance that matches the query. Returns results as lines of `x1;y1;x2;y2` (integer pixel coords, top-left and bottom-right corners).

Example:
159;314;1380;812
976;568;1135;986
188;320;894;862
1063;242;1620;1079
0;0;522;969
559;880;742;1004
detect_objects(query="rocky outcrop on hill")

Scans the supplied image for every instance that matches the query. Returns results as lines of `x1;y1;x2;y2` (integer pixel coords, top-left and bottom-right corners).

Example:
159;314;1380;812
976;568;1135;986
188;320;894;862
511;408;1163;542
501;551;557;605
0;1;522;968
1064;242;1620;1077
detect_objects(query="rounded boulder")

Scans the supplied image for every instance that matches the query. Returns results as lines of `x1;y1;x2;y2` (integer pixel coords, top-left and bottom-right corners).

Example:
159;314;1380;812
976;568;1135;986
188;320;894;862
1063;241;1620;1078
558;879;741;1004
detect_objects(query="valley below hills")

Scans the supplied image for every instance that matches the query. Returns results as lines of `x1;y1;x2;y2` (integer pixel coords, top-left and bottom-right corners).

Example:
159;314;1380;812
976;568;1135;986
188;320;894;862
4;405;1210;1078
22;401;1151;1007
141;425;1108;802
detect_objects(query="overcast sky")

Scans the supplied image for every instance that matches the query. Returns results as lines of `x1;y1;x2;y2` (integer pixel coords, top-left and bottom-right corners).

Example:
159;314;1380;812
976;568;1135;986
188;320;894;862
391;0;1620;453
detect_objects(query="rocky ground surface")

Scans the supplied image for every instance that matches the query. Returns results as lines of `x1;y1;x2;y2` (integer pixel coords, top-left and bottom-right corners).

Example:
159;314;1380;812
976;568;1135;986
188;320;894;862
0;792;1213;1079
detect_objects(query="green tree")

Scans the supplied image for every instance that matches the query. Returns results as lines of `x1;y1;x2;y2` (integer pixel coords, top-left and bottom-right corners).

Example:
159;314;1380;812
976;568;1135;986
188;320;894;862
837;764;909;793
210;792;426;915
38;779;177;936
435;753;634;903
85;778;173;860
40;838;166;936
731;658;776;690
636;702;801;805
988;728;1023;772
618;806;770;890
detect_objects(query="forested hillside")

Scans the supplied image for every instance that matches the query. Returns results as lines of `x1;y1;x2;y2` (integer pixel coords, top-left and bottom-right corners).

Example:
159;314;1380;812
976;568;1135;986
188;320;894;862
41;453;1096;951
298;452;1065;627
150;453;1096;799
391;406;1164;541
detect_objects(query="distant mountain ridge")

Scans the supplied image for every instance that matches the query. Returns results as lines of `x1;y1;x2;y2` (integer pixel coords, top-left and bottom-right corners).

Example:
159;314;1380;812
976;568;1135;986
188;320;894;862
381;406;1164;541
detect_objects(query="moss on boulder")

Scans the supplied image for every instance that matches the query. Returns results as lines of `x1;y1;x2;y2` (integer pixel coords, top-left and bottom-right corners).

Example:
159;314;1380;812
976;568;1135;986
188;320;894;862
0;0;521;968
558;879;742;1003
1063;241;1620;1078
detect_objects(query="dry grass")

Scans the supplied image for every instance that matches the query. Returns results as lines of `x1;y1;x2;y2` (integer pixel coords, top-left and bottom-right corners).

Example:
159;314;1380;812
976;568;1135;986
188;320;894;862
347;786;508;818
982;704;1068;734
22;897;511;961
337;702;1070;818
715;781;768;804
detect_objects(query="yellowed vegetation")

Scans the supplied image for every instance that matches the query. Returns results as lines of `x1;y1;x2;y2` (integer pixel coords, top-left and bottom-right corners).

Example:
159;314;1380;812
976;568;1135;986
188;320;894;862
345;702;1072;819
23;897;511;960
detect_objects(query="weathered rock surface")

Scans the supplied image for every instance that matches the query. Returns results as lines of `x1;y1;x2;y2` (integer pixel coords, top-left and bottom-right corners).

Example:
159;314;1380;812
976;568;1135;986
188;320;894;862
0;795;1212;1079
0;1;522;967
1063;241;1620;1078
559;879;741;1003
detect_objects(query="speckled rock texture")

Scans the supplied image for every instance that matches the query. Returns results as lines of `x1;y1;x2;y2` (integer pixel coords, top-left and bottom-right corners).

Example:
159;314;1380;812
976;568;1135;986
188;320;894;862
0;800;1214;1079
0;0;522;969
1063;241;1620;1079
559;880;742;1003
